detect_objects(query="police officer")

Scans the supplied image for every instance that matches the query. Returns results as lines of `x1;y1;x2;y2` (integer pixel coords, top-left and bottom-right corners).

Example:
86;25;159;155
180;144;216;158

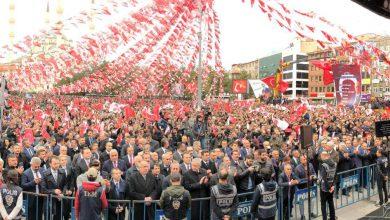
159;173;191;220
0;169;23;220
75;167;108;220
319;151;337;220
210;166;238;220
376;149;388;206
251;168;278;220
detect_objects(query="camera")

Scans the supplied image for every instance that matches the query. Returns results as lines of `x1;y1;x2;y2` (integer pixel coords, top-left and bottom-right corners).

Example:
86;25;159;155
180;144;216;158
202;106;212;119
252;164;261;173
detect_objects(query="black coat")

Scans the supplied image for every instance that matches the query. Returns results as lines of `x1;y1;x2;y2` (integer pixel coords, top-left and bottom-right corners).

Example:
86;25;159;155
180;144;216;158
41;168;67;217
21;168;44;193
182;169;209;198
278;172;299;200
127;172;158;220
74;158;90;177
201;160;217;174
107;179;126;220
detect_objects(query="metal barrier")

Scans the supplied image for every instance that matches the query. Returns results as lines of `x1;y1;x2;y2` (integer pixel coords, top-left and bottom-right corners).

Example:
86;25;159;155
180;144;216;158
19;164;385;220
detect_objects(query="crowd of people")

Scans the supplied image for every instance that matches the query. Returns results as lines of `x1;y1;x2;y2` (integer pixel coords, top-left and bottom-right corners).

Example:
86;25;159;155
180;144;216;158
0;94;388;220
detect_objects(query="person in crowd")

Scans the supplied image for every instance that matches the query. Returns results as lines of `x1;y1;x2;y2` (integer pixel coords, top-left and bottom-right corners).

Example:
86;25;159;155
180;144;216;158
107;168;126;220
180;152;192;174
74;147;92;177
77;159;108;189
183;158;209;220
0;158;4;186
210;167;238;220
251;168;278;220
201;150;217;174
294;155;317;219
319;151;337;220
376;149;388;206
128;160;158;220
209;163;236;187
159;173;191;220
41;156;67;220
75;167;108;220
122;145;135;170
278;164;299;220
235;154;255;200
102;149;126;178
255;149;275;183
162;162;181;190
160;153;172;177
0;170;23;220
21;157;45;220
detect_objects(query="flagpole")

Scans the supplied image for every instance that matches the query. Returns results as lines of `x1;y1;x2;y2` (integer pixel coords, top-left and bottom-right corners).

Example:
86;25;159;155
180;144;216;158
196;0;203;110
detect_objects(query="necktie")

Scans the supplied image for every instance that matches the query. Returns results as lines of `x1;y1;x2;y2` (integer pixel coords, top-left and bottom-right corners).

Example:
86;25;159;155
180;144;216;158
114;162;118;168
115;183;120;196
53;172;57;183
28;148;33;157
34;171;40;193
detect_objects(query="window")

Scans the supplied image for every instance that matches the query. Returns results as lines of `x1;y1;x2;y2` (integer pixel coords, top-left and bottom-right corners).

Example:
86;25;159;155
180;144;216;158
297;55;307;61
296;81;308;88
319;76;322;82
285;90;293;95
296;90;308;96
283;72;292;79
283;55;293;62
315;87;318;92
331;87;334;92
297;72;308;79
297;64;308;70
288;82;293;88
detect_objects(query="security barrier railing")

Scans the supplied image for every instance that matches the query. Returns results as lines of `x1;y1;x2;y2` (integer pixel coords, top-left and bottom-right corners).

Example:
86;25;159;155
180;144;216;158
20;164;384;220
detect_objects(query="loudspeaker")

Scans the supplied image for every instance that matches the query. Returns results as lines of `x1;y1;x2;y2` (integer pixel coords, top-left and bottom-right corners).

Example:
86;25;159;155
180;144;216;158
375;120;390;137
300;126;313;149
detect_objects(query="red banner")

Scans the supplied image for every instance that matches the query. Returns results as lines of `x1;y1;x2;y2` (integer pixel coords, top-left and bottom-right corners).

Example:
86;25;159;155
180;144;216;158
231;80;248;94
332;64;361;106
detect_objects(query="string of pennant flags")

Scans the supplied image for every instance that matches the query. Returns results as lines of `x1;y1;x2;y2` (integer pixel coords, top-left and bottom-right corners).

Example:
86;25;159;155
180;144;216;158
0;0;388;95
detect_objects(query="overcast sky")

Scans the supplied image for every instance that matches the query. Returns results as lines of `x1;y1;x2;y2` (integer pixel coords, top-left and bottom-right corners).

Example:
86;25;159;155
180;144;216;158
1;0;389;69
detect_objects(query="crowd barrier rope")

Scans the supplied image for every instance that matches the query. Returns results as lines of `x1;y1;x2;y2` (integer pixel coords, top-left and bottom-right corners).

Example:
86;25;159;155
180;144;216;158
20;164;384;220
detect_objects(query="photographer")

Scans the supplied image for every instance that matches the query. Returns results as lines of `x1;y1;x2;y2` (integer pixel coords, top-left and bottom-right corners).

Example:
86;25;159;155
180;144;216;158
254;149;275;184
193;108;211;149
294;155;317;219
235;154;256;201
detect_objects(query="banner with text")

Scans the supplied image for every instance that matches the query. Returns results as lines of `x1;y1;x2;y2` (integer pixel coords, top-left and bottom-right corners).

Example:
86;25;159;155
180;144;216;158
248;79;270;98
332;64;362;106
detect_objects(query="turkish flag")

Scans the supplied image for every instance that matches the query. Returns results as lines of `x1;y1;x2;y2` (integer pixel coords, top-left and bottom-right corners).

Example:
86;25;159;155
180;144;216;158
279;80;289;93
124;106;136;119
311;60;334;85
231;80;248;94
262;76;276;88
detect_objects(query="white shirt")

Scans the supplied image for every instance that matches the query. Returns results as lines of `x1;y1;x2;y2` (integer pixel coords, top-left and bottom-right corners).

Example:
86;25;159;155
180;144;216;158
32;169;41;193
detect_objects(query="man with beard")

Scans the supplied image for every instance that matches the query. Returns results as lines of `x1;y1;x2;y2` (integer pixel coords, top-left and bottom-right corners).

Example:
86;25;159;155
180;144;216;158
254;149;275;184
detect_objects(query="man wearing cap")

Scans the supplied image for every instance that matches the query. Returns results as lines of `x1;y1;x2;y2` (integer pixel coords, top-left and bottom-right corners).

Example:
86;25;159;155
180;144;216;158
75;167;108;220
159;173;191;220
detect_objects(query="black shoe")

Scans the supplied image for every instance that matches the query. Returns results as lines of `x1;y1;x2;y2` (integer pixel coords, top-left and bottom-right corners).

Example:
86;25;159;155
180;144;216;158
311;213;318;218
301;216;306;220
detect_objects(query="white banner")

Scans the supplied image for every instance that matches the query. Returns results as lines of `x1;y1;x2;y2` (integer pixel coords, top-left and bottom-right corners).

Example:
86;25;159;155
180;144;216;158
248;80;269;98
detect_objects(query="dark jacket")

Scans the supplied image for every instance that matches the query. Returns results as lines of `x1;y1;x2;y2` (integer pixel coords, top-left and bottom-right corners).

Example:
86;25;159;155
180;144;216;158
278;172;299;199
201;160;217;174
182;169;209;198
21;168;44;193
294;163;316;189
210;183;238;219
102;159;127;177
106;179;126;220
159;185;191;220
235;161;256;192
251;181;278;219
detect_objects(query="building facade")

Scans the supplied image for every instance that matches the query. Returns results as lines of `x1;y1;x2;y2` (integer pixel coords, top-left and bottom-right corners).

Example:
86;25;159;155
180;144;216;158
258;53;282;79
281;38;319;99
231;59;260;79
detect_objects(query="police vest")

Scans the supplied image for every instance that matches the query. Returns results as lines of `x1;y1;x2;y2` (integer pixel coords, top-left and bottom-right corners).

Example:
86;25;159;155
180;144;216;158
78;186;104;220
162;187;190;220
211;185;237;215
256;182;277;219
0;184;23;219
322;163;336;184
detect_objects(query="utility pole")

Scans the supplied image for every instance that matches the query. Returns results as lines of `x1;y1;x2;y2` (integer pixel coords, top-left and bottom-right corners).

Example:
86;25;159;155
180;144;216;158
196;0;203;110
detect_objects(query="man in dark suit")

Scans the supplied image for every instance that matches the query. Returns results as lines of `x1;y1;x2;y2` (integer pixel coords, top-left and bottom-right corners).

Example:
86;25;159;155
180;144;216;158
99;142;113;164
160;153;172;177
59;155;75;220
128;161;158;220
179;153;192;174
155;138;171;160
200;150;217;174
291;149;301;169
85;129;96;147
41;156;67;220
240;139;253;159
278;164;300;220
74;147;92;177
107;168;126;220
102;149;127;178
173;142;186;162
183;158;210;220
122;145;135;170
22;138;35;161
21;157;45;220
125;155;142;184
235;154;256;199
